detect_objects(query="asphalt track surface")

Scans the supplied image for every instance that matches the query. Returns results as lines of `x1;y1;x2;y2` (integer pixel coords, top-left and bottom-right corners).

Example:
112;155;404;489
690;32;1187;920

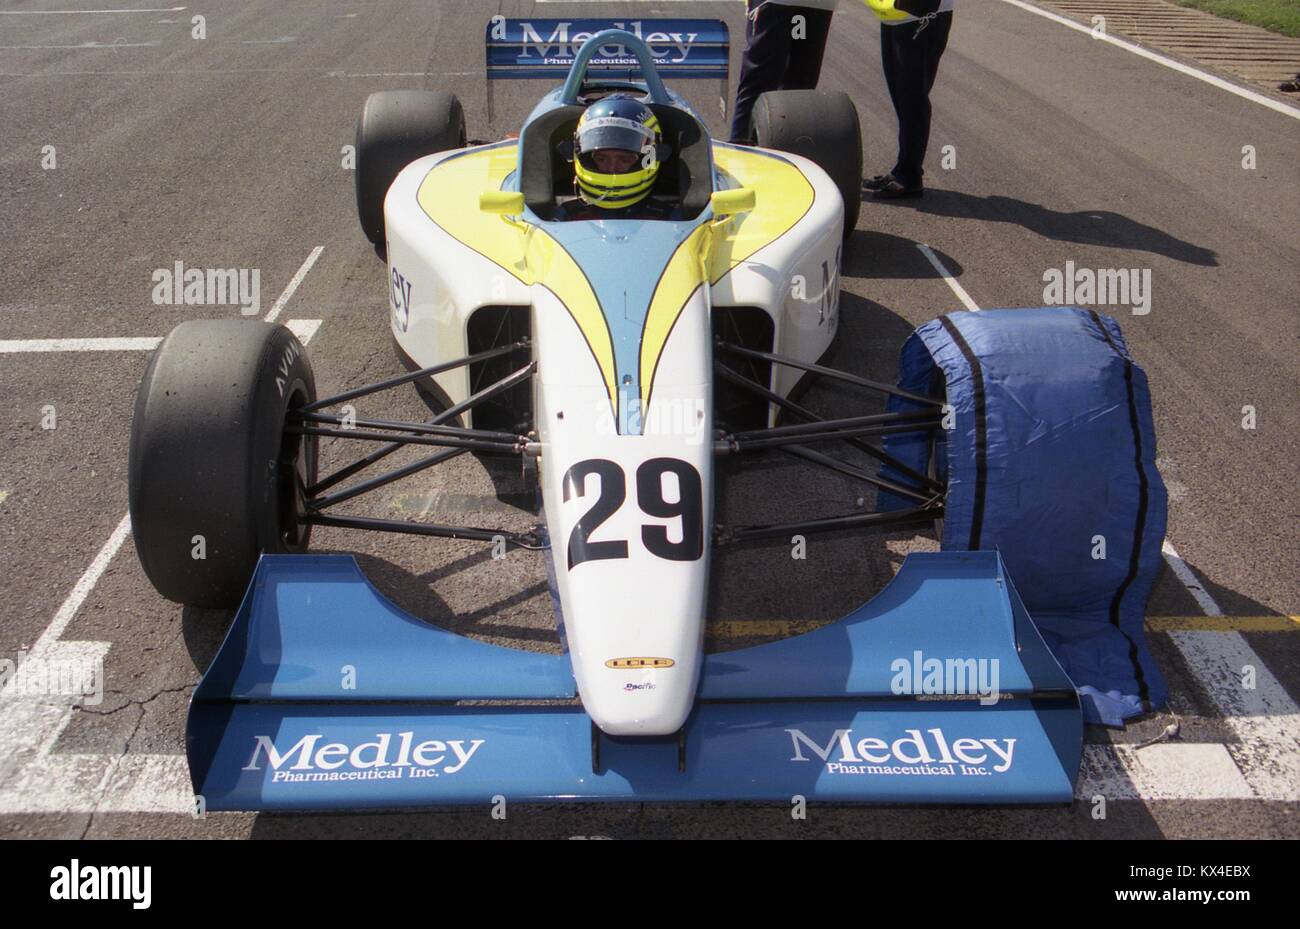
0;0;1296;839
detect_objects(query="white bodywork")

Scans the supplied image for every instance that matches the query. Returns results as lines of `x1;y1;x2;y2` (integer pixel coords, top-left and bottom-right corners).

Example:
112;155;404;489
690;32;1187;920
382;137;843;735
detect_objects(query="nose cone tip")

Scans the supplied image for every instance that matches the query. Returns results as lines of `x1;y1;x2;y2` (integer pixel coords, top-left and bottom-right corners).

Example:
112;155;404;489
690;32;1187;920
587;694;693;738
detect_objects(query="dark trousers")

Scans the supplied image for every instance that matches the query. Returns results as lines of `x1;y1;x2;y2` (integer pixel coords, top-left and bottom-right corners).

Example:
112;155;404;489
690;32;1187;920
729;2;834;142
880;11;952;188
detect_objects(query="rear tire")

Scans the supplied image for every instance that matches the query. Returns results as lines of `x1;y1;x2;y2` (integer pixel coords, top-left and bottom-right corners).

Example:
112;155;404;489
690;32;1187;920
128;321;317;609
356;90;467;249
752;89;863;240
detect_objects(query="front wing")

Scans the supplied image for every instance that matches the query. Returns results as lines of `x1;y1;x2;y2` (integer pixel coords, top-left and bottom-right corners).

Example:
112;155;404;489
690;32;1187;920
188;552;1082;809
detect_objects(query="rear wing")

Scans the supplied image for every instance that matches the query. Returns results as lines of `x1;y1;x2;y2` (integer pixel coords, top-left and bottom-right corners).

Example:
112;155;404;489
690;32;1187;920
484;17;730;119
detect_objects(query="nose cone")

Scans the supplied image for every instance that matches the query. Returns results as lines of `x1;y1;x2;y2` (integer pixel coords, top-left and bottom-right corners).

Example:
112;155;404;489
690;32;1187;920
563;579;704;736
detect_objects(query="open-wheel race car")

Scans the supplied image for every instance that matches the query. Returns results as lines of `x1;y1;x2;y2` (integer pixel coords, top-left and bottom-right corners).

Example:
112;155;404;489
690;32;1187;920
128;21;1169;810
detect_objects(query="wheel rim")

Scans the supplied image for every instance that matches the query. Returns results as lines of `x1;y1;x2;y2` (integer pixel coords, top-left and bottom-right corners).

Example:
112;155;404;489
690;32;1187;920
275;386;315;550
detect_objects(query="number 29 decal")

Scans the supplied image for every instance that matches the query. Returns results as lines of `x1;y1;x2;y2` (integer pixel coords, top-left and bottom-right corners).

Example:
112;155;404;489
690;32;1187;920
562;458;703;570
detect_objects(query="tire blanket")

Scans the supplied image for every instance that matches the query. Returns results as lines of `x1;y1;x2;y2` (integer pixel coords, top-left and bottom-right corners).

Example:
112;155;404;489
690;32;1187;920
882;307;1169;725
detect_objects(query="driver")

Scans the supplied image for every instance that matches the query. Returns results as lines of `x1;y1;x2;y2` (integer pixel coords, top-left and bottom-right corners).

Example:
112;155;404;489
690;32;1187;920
559;94;674;220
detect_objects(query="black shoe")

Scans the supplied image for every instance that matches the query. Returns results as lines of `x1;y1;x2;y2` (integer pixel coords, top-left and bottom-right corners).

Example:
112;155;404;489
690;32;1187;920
872;178;924;200
862;173;894;192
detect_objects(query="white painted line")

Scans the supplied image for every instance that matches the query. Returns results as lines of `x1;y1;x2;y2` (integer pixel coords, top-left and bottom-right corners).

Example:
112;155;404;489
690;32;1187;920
0;490;8;506
285;318;322;345
1159;542;1299;800
0;6;184;13
1079;742;1253;800
0;41;161;49
0;336;160;353
30;513;132;659
999;0;1300;122
1169;632;1300;801
0;317;320;354
916;244;981;312
242;37;296;45
264;246;323;323
0;318;325;814
1161;539;1224;616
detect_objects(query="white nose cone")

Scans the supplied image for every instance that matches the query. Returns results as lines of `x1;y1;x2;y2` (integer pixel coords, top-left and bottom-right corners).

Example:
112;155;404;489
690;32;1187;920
538;400;713;736
533;285;713;736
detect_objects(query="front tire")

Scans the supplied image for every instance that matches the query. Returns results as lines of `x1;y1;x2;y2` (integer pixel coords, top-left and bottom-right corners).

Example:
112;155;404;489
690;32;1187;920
128;320;317;609
355;90;467;249
752;89;863;241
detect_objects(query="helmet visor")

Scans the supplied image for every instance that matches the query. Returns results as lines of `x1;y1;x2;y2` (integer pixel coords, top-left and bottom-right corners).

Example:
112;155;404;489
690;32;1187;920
577;117;654;168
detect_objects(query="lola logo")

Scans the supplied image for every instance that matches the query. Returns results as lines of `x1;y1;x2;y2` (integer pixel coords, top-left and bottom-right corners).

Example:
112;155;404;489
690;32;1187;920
243;731;485;782
606;657;674;669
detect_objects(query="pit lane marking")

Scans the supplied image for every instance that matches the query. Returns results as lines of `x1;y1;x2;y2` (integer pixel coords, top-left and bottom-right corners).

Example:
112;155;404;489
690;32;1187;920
0;42;162;49
999;0;1300;122
0;318;321;354
0;252;324;815
264;246;323;323
0;246;322;352
0;6;185;13
0;337;162;353
917;244;980;313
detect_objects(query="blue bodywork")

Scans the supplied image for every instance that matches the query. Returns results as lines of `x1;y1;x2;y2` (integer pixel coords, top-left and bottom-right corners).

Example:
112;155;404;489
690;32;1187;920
189;552;1082;809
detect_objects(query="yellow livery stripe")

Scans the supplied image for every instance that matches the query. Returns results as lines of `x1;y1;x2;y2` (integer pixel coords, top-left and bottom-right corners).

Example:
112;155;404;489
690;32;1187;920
526;228;619;416
639;223;711;416
416;144;527;284
709;145;816;284
417;145;617;419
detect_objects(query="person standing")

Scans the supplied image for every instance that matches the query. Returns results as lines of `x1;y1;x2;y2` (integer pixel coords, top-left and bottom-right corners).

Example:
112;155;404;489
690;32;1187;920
729;0;840;144
864;0;955;199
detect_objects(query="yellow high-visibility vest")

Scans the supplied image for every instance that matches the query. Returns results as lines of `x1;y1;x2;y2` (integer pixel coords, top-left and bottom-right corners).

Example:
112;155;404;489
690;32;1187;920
863;0;911;22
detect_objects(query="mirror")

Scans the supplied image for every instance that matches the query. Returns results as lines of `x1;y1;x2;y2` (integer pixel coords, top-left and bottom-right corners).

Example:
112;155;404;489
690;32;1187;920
710;187;756;217
480;191;525;215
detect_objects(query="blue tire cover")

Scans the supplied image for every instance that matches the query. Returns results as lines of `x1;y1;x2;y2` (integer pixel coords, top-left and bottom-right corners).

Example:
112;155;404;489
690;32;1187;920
882;308;1169;726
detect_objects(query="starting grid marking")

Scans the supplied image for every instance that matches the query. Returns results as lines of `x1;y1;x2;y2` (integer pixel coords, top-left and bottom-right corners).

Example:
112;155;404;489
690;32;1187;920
1;242;1297;815
0;249;324;816
0;6;186;13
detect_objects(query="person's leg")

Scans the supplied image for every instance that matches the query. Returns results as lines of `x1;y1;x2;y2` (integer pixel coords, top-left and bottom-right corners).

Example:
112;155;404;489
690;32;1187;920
730;2;796;142
866;22;907;189
781;7;834;90
888;13;951;189
880;20;903;117
922;11;953;96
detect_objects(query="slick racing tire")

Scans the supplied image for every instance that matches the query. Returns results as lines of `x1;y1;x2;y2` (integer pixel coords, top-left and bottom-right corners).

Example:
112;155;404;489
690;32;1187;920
355;90;467;249
752;89;863;241
128;320;317;609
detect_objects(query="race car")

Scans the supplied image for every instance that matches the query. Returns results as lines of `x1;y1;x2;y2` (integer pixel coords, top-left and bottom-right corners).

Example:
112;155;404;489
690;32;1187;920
127;22;1168;810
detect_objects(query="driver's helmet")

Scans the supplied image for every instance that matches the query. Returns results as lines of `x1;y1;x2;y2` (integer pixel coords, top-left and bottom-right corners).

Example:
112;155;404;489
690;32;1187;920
573;94;662;209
